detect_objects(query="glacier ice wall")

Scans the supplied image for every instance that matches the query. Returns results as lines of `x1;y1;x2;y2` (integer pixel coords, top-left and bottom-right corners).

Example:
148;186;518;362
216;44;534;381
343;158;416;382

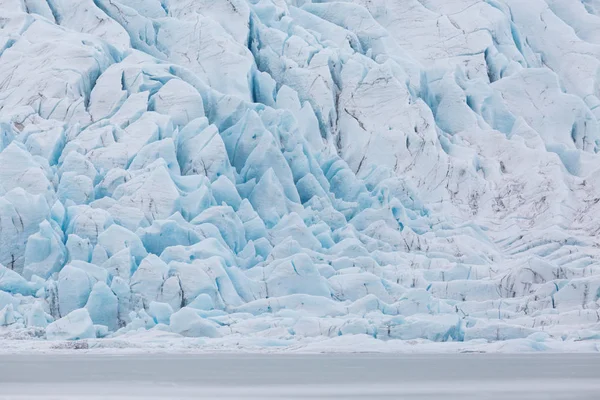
0;0;600;346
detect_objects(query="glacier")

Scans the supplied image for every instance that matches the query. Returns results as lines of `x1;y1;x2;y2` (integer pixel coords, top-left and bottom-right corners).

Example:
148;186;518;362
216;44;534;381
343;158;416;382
0;0;599;352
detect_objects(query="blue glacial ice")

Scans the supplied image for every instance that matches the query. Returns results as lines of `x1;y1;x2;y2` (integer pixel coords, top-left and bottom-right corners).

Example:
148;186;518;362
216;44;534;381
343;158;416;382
0;0;599;350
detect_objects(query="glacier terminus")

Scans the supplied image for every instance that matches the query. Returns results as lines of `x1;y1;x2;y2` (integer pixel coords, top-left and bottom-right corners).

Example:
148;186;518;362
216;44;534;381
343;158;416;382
0;0;600;353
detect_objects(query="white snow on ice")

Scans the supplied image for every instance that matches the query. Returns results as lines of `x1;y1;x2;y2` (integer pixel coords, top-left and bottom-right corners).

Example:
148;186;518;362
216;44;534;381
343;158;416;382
2;354;600;399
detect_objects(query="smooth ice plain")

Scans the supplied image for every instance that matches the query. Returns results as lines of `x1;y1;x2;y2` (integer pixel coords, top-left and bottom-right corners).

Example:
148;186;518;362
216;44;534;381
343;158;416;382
2;354;600;399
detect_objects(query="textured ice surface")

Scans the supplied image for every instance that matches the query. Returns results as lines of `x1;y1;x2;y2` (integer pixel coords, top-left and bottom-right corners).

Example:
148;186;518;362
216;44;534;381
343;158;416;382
0;0;600;350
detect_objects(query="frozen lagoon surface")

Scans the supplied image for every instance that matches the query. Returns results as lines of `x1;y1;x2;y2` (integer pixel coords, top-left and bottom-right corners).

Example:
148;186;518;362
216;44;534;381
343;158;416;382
1;354;600;399
1;0;600;352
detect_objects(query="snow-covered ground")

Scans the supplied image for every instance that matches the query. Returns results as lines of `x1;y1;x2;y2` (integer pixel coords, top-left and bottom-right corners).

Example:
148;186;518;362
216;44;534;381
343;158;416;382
0;0;600;351
2;353;600;399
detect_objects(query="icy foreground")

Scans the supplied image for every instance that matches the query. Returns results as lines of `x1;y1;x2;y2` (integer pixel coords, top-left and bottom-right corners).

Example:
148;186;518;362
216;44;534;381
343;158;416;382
0;0;600;351
2;354;600;400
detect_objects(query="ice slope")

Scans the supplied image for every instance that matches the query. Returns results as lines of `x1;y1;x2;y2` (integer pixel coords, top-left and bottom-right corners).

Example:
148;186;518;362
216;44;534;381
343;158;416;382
0;0;599;349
